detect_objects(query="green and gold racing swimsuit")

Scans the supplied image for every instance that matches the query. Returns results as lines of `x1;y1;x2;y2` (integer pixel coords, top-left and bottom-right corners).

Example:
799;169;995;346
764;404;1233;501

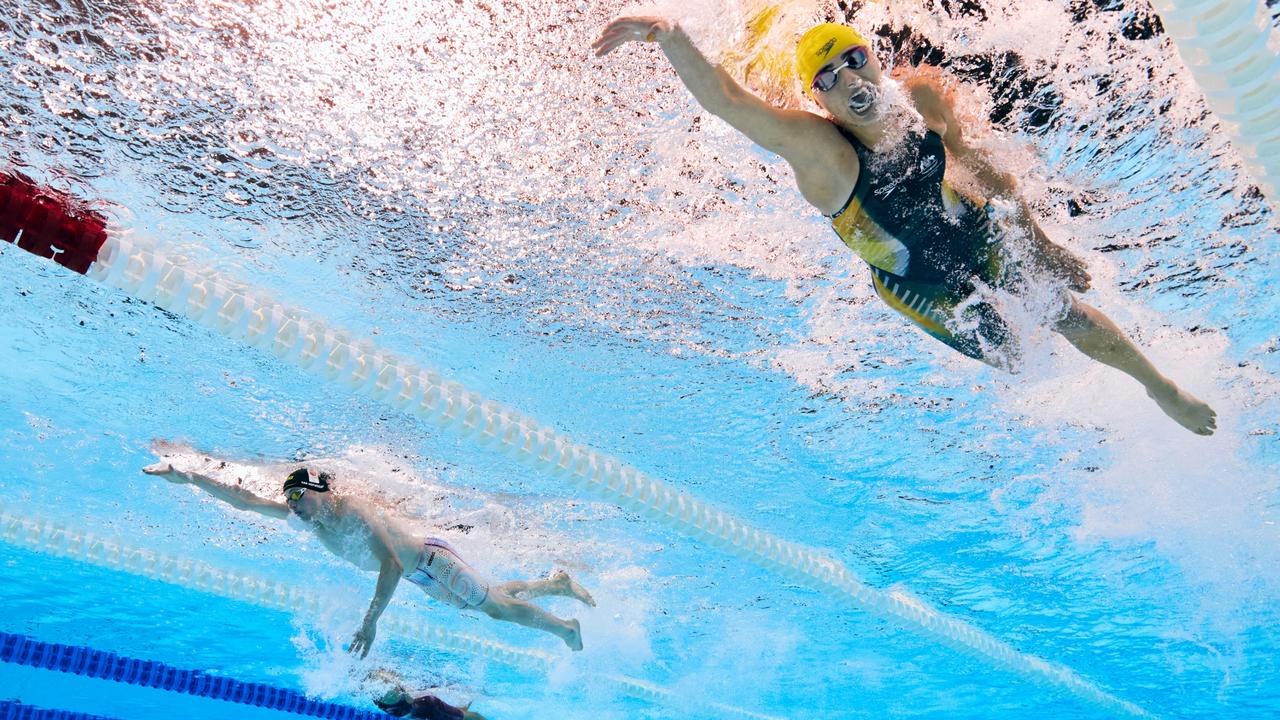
829;125;1011;359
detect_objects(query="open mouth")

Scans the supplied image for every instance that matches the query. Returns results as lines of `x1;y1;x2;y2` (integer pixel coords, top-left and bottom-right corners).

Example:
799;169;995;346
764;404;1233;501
848;87;876;115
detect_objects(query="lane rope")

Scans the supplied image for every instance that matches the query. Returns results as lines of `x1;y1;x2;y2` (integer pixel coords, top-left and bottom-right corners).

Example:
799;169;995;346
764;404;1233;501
0;631;382;720
1149;0;1280;210
1;699;118;720
0;172;1149;717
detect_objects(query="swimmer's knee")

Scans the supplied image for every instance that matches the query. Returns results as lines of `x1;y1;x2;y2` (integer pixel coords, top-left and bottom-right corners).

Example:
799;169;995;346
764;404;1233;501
478;594;508;618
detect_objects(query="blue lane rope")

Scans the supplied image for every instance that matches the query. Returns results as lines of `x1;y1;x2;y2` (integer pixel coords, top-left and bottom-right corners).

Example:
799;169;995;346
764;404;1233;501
0;700;119;720
0;632;382;720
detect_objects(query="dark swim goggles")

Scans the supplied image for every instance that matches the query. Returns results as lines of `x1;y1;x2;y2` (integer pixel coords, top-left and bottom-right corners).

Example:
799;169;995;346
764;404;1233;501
286;487;306;502
811;46;870;93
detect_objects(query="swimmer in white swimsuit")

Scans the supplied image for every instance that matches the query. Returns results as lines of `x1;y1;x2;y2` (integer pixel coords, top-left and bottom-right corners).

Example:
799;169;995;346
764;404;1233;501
406;538;493;609
144;444;597;655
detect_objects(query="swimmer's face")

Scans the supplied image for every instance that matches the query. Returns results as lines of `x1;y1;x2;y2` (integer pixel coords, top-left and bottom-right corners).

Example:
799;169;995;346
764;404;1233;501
286;487;324;520
813;44;884;127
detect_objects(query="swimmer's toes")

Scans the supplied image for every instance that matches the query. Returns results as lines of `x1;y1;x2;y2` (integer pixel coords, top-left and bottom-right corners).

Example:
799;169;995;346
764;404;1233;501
570;578;596;607
553;571;596;606
1179;396;1217;436
1150;384;1217;436
1198;406;1218;436
1192;399;1217;435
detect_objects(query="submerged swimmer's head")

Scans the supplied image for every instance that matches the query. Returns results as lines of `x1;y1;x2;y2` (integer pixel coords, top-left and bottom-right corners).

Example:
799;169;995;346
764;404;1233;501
283;467;332;519
372;687;413;716
366;668;413;716
796;23;884;124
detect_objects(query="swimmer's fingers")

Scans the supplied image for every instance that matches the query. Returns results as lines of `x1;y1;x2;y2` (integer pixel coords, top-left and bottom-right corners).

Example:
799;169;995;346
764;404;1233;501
592;17;668;57
591;33;628;57
348;626;375;658
142;462;182;480
1037;245;1091;292
594;17;659;42
591;25;641;57
1070;267;1092;293
1061;254;1091;292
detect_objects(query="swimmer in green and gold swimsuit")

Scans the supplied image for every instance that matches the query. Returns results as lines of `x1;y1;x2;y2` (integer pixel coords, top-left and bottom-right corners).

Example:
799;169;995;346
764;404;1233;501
593;18;1217;435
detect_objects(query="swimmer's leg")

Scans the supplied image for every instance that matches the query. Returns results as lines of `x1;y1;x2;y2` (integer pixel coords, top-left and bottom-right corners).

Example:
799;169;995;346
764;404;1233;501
477;591;583;651
494;571;596;607
1053;297;1216;435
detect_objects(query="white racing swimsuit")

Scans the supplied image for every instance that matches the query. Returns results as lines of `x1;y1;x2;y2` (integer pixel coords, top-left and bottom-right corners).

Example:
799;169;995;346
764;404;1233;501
404;538;490;609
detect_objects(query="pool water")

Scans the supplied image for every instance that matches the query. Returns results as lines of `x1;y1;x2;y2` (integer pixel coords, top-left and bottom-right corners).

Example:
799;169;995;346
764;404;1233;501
2;0;1279;718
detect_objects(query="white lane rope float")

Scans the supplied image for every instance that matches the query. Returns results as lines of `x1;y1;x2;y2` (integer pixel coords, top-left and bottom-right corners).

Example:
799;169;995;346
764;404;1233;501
1149;0;1280;211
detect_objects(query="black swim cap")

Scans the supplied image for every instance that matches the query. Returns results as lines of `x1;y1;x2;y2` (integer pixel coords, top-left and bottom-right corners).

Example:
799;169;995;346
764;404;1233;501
372;693;413;718
283;467;332;493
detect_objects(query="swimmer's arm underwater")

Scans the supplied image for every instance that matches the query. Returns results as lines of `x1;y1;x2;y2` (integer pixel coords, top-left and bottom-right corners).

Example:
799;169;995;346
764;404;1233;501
143;460;290;519
909;78;1091;291
592;16;859;214
344;499;404;659
905;77;1020;196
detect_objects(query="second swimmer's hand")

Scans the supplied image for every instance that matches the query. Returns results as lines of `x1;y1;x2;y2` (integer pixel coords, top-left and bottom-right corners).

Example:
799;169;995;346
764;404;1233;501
592;17;673;57
1060;254;1091;293
1037;244;1092;292
349;621;376;659
142;462;186;483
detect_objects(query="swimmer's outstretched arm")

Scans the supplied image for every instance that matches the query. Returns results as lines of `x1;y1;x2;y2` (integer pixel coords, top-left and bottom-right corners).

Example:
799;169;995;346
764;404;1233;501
908;78;1091;291
143;459;289;519
592;16;858;213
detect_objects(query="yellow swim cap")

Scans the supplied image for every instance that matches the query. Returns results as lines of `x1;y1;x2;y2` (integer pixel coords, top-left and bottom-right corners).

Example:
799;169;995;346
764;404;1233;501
795;23;870;96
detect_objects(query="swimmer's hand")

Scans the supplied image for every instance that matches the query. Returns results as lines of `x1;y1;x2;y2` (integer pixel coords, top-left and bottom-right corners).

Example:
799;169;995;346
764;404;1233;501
592;17;673;57
1035;242;1091;292
349;621;376;659
142;462;187;482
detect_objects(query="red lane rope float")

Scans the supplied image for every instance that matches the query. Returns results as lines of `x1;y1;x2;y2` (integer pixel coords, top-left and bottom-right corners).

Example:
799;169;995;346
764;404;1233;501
0;173;107;275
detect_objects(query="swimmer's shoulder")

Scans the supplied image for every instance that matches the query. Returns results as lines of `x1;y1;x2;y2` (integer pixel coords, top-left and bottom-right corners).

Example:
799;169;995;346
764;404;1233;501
789;113;861;215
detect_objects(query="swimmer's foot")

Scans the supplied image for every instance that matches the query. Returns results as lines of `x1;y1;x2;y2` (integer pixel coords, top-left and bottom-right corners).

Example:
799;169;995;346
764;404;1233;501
1147;379;1216;435
551;570;596;607
563;618;583;651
